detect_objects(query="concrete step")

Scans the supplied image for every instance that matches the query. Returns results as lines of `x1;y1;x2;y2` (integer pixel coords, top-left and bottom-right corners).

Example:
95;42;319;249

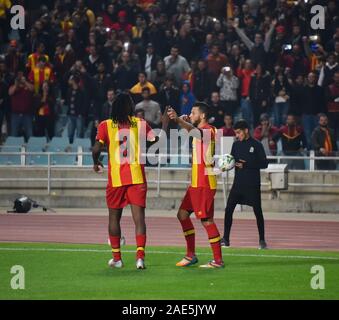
1;167;339;213
1;194;338;214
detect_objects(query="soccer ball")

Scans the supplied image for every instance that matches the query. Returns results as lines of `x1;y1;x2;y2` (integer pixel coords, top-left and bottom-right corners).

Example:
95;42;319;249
218;154;235;172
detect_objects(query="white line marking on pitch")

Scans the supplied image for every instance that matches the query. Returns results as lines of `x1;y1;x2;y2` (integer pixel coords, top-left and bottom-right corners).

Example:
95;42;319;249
0;247;338;261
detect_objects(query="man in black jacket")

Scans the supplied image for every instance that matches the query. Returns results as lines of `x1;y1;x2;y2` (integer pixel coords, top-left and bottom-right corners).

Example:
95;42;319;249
311;114;338;170
274;114;307;170
158;76;180;113
300;72;326;149
192;60;214;102
249;64;271;127
114;51;139;92
141;43;160;79
90;88;115;146
66;75;87;144
221;120;269;250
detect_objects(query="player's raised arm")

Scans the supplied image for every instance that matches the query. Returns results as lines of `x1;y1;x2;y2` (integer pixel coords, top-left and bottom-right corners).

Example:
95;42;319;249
167;107;202;139
168;107;192;130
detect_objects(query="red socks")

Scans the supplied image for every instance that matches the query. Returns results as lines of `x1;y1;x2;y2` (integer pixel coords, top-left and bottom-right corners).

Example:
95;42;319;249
179;218;196;258
203;223;223;264
110;234;146;261
109;235;121;262
136;234;146;260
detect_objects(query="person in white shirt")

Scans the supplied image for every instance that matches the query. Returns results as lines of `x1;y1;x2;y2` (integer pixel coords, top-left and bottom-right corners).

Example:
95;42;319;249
164;45;191;87
135;87;162;128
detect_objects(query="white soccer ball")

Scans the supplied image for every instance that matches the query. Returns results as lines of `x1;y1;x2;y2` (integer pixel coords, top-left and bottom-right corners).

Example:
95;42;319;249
218;154;235;172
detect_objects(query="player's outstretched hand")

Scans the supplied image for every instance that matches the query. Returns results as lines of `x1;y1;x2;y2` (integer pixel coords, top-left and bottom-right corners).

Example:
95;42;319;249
93;161;104;174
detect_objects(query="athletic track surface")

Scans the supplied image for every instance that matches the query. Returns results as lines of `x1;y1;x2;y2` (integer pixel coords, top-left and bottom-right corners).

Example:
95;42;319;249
1;214;339;251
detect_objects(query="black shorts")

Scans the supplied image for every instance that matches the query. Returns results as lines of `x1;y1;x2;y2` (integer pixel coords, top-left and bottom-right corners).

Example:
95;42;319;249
227;186;261;207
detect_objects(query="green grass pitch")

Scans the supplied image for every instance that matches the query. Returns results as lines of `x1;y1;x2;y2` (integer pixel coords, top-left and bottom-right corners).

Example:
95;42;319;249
0;242;338;300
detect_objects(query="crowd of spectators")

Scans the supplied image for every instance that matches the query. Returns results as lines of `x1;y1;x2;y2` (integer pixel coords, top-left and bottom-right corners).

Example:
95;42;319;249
0;0;338;169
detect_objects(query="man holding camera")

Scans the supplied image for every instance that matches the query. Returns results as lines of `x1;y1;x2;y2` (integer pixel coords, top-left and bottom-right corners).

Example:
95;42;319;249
8;72;35;141
216;66;239;117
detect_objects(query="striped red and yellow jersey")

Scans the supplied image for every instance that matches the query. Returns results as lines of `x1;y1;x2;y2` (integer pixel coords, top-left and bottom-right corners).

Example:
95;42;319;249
26;53;50;71
96;117;155;187
191;124;217;190
28;67;55;94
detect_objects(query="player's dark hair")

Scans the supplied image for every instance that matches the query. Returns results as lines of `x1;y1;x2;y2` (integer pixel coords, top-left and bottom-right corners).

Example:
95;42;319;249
111;93;134;124
193;102;210;119
234;119;249;130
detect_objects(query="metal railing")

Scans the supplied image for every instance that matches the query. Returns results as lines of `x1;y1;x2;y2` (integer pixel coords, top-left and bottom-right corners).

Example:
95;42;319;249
0;151;339;200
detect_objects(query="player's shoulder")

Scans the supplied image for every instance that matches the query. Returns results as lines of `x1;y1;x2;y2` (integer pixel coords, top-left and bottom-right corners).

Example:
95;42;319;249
98;119;109;126
201;124;216;131
98;119;113;131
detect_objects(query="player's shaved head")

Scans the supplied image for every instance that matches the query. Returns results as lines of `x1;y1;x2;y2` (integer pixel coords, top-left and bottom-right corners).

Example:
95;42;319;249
193;102;210;119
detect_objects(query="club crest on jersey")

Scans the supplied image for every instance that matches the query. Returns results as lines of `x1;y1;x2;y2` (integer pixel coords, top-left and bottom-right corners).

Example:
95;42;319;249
249;147;254;153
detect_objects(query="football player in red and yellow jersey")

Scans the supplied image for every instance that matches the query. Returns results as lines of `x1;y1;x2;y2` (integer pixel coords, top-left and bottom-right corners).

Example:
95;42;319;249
167;102;224;268
92;93;168;270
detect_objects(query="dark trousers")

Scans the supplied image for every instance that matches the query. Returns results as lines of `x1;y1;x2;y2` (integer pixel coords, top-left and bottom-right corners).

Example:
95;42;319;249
223;187;265;242
11;113;33;142
68;115;84;144
316;159;337;171
34;116;55;141
0;107;5;134
328;112;339;140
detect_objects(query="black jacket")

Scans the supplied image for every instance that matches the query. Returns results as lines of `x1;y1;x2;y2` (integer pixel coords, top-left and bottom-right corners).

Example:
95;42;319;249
250;44;267;68
311;126;338;155
141;54;161;74
231;137;269;188
300;85;325;115
158;86;180;113
96;101;113;122
93;73;114;107
273;125;307;153
209;102;224;128
289;84;305;116
114;64;139;92
66;88;87;117
249;72;271;105
193;69;214;101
